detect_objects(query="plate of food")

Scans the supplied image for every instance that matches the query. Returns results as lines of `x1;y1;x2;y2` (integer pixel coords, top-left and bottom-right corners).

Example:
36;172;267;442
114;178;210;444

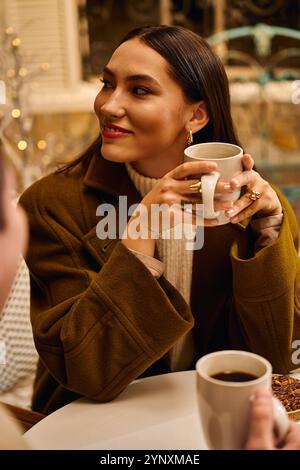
272;374;300;421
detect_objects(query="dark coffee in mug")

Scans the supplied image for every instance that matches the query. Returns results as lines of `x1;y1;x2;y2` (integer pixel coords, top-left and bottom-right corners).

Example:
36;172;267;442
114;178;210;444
211;371;258;382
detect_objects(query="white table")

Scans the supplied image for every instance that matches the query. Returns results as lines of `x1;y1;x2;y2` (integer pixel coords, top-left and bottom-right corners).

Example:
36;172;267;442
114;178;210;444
24;370;300;450
24;371;207;450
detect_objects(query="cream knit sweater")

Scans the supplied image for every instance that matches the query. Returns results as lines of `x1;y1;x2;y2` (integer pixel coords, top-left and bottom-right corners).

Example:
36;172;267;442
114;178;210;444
126;162;198;371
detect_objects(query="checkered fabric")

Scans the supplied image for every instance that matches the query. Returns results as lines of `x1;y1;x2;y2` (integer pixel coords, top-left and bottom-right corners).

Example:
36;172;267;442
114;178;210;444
0;258;38;393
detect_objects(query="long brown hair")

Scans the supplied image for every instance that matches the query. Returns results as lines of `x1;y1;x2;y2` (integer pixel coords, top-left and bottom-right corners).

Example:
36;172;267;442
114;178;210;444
59;25;240;173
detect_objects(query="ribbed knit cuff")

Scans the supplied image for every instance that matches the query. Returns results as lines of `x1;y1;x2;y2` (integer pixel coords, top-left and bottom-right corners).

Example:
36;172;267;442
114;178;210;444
251;213;283;252
128;248;165;278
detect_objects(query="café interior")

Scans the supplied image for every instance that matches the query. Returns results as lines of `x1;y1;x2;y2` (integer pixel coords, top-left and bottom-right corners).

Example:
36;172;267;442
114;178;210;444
0;0;300;452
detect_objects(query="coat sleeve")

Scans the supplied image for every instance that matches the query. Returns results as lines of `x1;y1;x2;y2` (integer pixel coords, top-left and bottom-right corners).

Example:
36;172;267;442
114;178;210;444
230;189;300;373
19;182;194;402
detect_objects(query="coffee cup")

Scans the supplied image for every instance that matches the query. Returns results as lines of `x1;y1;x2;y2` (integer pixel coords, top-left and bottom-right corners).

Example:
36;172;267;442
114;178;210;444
195;350;289;450
184;142;243;225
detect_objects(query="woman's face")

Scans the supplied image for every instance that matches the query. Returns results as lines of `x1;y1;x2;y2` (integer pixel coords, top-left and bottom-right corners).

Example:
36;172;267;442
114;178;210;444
94;38;199;176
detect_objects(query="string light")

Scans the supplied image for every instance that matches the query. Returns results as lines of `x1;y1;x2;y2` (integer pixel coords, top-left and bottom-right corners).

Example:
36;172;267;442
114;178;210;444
11;37;21;47
37;140;47;150
42;154;51;165
7;69;15;78
11;109;21;118
5;27;14;35
17;140;27;151
41;62;50;71
19;67;28;77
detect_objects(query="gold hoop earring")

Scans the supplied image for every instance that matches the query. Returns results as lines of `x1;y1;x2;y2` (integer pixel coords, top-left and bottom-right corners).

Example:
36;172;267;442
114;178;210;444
187;130;193;146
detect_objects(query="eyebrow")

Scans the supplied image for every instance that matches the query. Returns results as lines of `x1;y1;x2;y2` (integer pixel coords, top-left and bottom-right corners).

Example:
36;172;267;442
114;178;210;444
102;66;162;88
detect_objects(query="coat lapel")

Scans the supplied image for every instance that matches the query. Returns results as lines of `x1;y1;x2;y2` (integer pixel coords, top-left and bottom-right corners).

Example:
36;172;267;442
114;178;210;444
81;154;142;265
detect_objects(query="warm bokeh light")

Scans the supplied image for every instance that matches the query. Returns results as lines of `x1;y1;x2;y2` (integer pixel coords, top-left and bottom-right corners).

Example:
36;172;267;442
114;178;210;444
5;27;14;35
42;154;51;165
7;69;15;78
17;140;27;151
37;140;47;150
41;62;50;71
11;109;21;118
11;38;21;47
19;67;28;77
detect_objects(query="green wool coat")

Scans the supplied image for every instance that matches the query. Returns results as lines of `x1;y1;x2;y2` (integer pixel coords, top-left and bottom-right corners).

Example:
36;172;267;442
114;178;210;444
20;153;300;414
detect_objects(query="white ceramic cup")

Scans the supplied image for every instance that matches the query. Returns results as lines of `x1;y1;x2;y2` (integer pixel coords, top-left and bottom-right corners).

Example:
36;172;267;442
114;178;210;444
195;350;290;450
184;142;243;225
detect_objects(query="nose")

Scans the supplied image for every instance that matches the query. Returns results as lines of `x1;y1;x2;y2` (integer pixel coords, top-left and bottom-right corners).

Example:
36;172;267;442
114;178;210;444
98;89;126;119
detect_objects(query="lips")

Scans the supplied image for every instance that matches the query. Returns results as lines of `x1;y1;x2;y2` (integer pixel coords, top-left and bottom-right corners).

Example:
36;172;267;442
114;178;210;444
101;123;133;138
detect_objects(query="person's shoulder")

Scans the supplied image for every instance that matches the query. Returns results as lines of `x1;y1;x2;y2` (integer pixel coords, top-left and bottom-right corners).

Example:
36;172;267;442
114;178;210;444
19;165;83;213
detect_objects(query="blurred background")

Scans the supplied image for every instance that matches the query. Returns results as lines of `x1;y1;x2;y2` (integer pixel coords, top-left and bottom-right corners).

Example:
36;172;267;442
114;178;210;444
0;0;300;220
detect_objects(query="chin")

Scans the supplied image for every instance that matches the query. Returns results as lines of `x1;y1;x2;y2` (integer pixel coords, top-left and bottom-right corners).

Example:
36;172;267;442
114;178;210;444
101;144;138;164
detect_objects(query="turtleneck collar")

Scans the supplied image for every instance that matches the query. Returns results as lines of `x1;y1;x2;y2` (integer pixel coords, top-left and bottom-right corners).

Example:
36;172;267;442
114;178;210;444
125;162;159;198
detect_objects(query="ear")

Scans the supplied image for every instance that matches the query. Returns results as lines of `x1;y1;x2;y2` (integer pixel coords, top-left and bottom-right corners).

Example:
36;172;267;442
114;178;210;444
187;101;209;133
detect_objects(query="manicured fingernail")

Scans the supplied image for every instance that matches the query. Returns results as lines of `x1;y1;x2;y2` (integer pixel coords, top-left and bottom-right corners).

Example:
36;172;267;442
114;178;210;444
207;163;217;170
226;209;235;216
224;184;231;190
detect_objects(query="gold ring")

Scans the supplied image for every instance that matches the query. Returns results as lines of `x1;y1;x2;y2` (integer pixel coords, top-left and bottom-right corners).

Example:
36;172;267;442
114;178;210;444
189;181;202;193
247;189;262;201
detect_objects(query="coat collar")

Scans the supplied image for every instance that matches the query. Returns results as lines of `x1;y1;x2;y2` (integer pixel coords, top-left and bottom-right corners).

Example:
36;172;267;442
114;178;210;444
83;152;141;204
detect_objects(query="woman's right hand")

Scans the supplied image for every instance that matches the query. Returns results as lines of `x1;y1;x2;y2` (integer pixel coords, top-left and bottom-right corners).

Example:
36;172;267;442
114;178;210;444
121;160;234;257
140;160;234;233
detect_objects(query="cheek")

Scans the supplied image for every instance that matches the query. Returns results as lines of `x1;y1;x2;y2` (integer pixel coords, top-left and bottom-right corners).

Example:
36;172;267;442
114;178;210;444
94;92;104;117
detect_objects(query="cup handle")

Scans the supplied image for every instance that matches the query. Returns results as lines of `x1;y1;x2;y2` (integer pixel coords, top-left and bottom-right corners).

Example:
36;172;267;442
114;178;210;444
272;396;290;444
201;171;221;219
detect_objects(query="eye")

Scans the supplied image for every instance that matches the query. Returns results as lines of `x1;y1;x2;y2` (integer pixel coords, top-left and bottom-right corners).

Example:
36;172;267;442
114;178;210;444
99;78;113;89
132;86;151;96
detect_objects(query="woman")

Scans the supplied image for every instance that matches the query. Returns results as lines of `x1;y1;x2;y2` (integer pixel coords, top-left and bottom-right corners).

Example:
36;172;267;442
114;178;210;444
1;152;297;451
20;25;300;415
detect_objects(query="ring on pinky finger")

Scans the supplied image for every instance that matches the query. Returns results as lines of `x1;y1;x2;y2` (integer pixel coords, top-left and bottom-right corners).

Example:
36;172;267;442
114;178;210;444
226;192;258;219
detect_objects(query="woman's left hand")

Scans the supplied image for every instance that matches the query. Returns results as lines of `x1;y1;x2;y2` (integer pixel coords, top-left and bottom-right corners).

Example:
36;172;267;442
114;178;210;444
225;154;282;224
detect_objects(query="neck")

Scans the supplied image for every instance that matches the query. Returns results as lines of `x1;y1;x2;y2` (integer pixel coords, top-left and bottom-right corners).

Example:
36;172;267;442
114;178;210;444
131;151;184;178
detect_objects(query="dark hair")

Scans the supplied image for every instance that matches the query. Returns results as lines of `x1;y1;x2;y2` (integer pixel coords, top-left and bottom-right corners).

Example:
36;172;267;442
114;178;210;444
0;150;6;231
58;25;240;173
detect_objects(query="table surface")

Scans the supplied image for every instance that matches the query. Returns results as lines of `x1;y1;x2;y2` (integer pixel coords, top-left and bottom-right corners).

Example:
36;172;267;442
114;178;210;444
25;371;207;450
24;370;300;450
1;402;45;433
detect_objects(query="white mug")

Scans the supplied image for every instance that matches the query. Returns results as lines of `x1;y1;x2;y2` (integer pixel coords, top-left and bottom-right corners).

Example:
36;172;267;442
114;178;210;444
195;350;289;450
184;142;243;225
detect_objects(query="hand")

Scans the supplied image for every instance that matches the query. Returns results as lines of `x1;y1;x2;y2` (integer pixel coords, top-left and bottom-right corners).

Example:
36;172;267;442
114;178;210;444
244;389;300;450
140;160;234;232
225;154;282;224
